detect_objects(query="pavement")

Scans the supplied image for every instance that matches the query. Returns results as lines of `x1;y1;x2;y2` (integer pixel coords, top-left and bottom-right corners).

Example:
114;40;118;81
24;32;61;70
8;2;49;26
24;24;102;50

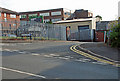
0;41;119;79
79;42;120;62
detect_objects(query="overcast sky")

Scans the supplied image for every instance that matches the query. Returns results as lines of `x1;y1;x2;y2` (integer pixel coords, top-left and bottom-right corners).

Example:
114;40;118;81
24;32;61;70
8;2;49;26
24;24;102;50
0;0;119;21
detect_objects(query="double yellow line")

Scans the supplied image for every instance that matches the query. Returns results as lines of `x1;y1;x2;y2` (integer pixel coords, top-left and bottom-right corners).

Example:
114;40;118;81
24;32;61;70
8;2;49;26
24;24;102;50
70;44;120;67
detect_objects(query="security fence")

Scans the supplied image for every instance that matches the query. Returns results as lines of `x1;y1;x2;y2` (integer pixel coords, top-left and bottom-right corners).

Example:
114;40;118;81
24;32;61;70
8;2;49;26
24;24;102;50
0;20;95;41
67;28;95;41
0;21;67;40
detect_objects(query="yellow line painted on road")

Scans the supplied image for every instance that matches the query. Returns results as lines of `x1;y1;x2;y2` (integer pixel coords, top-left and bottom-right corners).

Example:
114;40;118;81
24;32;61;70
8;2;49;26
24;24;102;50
70;44;120;67
0;67;46;78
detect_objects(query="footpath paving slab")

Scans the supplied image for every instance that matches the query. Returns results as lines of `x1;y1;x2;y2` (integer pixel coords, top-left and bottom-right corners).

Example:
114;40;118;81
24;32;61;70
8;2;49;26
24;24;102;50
79;42;120;62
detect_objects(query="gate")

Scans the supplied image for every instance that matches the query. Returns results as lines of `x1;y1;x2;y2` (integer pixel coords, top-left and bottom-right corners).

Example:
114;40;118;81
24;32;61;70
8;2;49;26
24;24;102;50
79;29;94;41
67;29;95;41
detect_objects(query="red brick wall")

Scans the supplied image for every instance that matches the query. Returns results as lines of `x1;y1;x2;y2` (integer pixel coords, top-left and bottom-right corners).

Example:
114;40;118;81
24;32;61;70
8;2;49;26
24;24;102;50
0;12;20;30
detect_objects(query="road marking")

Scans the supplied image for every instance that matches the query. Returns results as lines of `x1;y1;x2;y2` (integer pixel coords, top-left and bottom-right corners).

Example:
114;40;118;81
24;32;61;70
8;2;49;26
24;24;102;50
78;45;119;63
18;51;26;54
64;56;73;58
75;59;87;62
50;54;60;57
70;44;120;67
92;62;108;65
44;55;53;57
0;67;46;78
32;53;40;56
75;58;91;62
58;57;69;60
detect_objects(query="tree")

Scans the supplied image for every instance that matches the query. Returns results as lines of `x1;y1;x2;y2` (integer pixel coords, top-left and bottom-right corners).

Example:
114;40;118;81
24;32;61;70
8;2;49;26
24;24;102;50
109;22;120;47
96;15;102;21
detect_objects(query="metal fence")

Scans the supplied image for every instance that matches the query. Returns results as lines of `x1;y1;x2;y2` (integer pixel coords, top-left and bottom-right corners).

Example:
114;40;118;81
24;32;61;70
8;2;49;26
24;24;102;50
0;20;95;41
67;29;95;41
0;21;67;40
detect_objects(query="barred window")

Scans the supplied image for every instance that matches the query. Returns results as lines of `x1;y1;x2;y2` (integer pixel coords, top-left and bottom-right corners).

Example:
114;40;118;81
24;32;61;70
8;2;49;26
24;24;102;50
10;14;16;18
28;14;37;17
20;14;27;18
40;13;49;16
51;11;61;16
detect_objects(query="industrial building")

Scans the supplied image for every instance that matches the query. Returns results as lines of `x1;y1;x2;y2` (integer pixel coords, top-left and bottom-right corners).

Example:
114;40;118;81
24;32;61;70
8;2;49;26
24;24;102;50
19;8;72;23
54;18;96;41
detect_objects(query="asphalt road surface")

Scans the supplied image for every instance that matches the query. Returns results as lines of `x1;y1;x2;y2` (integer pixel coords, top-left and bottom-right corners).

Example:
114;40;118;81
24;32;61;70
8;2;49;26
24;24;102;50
1;41;119;79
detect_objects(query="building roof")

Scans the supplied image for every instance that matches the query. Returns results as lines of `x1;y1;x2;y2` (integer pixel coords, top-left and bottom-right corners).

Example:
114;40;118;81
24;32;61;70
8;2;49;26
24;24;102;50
54;18;93;24
0;7;18;14
19;8;63;14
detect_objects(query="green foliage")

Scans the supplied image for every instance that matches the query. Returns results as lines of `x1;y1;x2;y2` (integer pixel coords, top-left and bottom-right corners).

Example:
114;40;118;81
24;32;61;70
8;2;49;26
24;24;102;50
96;15;102;20
109;24;120;47
46;21;52;24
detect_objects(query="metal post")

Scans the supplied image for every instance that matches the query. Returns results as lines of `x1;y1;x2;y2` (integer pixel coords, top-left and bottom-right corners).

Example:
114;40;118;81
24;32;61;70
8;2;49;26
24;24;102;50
59;26;61;40
48;26;49;40
34;23;35;40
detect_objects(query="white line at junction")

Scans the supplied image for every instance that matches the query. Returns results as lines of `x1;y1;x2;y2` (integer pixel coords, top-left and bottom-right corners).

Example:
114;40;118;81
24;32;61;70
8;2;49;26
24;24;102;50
0;67;46;79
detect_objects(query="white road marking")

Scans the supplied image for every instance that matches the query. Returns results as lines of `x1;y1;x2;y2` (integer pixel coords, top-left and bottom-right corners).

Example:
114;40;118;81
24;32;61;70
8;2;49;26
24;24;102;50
92;62;108;65
65;56;73;58
18;51;26;54
44;55;53;57
58;57;69;60
75;60;87;62
0;67;46;78
32;53;40;56
75;59;91;62
50;54;60;56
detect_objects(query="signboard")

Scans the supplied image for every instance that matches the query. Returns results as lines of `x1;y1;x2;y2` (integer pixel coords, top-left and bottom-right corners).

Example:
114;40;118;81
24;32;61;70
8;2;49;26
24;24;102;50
29;16;44;23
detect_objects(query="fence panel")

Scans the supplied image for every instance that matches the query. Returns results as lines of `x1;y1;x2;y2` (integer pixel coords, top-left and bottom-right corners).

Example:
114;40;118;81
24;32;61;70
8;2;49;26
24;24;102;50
0;21;67;40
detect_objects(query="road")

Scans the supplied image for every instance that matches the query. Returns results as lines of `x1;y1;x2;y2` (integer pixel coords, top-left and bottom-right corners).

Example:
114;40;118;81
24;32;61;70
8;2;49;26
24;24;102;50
0;41;119;79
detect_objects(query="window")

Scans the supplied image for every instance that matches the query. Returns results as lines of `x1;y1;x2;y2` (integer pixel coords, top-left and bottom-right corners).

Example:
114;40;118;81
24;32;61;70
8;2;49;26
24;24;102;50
10;14;16;18
28;14;37;17
51;18;61;22
40;13;49;16
78;25;89;30
20;14;27;18
51;11;61;16
4;13;6;17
